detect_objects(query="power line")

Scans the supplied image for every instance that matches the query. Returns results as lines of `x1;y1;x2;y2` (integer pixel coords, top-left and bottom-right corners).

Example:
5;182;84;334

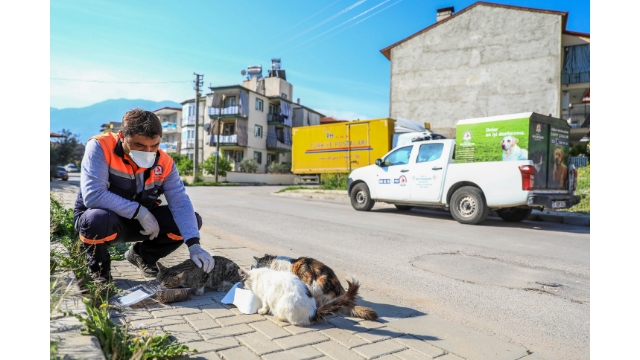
50;78;190;84
258;0;368;56
265;0;342;42
284;0;403;57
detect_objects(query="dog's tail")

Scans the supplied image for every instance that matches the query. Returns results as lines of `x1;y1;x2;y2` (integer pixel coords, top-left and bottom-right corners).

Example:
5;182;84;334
311;276;359;322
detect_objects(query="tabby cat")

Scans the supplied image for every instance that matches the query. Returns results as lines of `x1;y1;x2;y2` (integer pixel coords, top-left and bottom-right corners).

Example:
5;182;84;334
156;257;242;296
238;267;360;326
252;254;378;320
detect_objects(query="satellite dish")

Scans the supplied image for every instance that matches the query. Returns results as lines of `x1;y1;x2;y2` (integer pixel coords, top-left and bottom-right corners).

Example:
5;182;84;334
241;70;247;76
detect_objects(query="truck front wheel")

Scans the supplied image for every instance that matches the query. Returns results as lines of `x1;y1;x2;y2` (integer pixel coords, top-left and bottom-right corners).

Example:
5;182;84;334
496;208;532;222
351;183;375;211
450;186;489;225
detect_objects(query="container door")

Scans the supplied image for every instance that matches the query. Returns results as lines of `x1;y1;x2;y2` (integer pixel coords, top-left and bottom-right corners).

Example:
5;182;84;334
410;142;447;202
528;121;550;188
547;125;571;189
376;145;414;201
347;123;370;172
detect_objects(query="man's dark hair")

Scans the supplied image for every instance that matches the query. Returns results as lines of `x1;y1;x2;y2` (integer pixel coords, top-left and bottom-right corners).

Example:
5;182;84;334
121;108;162;138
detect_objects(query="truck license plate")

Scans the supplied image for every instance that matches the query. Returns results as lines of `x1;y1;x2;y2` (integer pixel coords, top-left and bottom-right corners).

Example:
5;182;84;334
551;201;566;209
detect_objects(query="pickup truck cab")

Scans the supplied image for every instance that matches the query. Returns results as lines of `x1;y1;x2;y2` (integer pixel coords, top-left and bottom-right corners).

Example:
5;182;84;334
347;137;580;225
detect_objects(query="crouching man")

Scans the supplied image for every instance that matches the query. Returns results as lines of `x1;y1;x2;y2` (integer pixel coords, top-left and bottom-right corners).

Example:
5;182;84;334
73;108;214;282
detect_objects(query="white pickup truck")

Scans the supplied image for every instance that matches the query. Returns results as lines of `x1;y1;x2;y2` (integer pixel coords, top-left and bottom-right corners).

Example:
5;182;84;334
347;137;581;225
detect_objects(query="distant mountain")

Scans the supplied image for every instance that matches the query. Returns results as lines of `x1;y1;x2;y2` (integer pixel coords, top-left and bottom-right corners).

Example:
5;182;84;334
50;99;182;143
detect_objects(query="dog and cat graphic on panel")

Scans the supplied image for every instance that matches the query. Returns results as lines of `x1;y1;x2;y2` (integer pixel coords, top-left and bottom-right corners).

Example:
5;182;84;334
501;135;568;188
156;253;377;326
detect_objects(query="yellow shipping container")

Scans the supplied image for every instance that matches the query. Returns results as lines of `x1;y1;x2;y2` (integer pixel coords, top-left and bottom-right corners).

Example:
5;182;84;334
291;118;396;174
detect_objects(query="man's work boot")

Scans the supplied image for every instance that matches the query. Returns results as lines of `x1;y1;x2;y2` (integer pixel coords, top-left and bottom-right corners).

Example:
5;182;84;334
125;244;158;279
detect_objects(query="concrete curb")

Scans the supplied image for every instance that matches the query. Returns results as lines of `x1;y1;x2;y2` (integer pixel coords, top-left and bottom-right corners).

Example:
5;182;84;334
50;244;106;360
274;190;590;227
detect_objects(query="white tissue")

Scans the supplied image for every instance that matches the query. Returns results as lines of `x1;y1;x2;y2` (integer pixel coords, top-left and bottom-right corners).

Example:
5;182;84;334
221;282;263;314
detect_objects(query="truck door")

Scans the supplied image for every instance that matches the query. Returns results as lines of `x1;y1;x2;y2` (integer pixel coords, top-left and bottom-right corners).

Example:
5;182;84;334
347;123;370;171
376;145;414;201
410;142;447;202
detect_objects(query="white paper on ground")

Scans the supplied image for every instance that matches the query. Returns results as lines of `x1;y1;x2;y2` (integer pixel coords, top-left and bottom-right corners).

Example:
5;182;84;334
118;289;155;306
221;282;262;314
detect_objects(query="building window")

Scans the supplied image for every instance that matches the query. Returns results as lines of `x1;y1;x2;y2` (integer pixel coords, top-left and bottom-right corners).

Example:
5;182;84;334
188;104;195;116
224;97;236;107
222;123;235;135
254;125;263;138
235;151;244;163
254;151;262;164
267;153;278;166
256;99;263;111
281;93;287;99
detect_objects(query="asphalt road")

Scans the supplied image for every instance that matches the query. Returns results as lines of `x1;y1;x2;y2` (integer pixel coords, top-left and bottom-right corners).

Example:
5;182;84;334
188;185;590;360
50;176;589;360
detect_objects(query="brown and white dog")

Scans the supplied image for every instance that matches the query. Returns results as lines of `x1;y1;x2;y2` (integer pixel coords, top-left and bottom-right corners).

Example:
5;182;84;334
552;147;568;187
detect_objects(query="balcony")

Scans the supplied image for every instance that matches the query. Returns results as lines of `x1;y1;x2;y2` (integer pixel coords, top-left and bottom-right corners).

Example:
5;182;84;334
562;104;589;128
209;106;240;117
268;114;292;127
267;140;291;152
162;122;178;133
160;142;178;153
181;139;195;149
206;133;248;147
183;116;196;126
561;44;589;85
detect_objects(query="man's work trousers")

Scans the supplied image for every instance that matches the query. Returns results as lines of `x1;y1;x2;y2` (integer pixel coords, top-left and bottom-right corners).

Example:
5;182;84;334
74;206;202;276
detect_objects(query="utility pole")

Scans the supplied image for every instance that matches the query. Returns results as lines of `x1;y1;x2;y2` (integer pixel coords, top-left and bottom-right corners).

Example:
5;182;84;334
193;73;203;177
215;95;224;182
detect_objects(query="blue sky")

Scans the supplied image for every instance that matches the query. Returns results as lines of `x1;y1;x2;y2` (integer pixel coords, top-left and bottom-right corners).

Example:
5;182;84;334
50;0;590;120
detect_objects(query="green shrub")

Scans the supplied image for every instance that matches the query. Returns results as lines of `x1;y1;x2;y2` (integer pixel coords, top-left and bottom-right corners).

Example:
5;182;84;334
202;150;232;177
170;153;194;176
268;162;291;173
321;173;348;190
239;158;259;173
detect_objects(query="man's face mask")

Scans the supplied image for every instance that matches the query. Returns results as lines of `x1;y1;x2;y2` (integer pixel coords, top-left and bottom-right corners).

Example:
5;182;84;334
128;150;156;168
122;134;159;168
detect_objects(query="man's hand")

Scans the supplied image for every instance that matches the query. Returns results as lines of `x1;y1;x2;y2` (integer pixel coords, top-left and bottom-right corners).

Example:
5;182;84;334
135;206;160;240
189;244;215;272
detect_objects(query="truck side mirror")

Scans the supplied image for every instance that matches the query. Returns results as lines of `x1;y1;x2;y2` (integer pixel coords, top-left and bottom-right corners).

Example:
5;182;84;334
375;159;382;166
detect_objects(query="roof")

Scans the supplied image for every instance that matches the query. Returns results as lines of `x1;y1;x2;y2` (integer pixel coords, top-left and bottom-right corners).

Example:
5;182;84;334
50;132;64;138
380;1;584;60
320;116;348;124
152;106;182;112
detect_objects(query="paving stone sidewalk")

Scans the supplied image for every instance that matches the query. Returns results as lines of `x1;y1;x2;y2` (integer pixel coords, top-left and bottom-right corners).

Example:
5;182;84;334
100;237;545;360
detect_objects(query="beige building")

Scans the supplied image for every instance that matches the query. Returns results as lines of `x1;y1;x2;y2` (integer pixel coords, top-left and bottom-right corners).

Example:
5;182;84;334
153;107;182;154
381;2;590;144
182;59;324;173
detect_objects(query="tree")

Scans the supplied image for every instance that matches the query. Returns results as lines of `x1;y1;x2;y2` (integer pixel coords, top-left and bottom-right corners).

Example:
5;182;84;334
169;153;194;176
50;129;80;166
202;150;232;177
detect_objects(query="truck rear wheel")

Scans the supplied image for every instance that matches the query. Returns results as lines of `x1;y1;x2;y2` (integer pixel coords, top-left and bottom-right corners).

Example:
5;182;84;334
496;208;532;222
450;186;489;225
351;183;375;211
395;205;413;211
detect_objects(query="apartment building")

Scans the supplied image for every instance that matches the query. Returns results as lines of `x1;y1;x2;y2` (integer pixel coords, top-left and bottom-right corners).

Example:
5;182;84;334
181;59;324;173
381;1;590;144
153;107;182;154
